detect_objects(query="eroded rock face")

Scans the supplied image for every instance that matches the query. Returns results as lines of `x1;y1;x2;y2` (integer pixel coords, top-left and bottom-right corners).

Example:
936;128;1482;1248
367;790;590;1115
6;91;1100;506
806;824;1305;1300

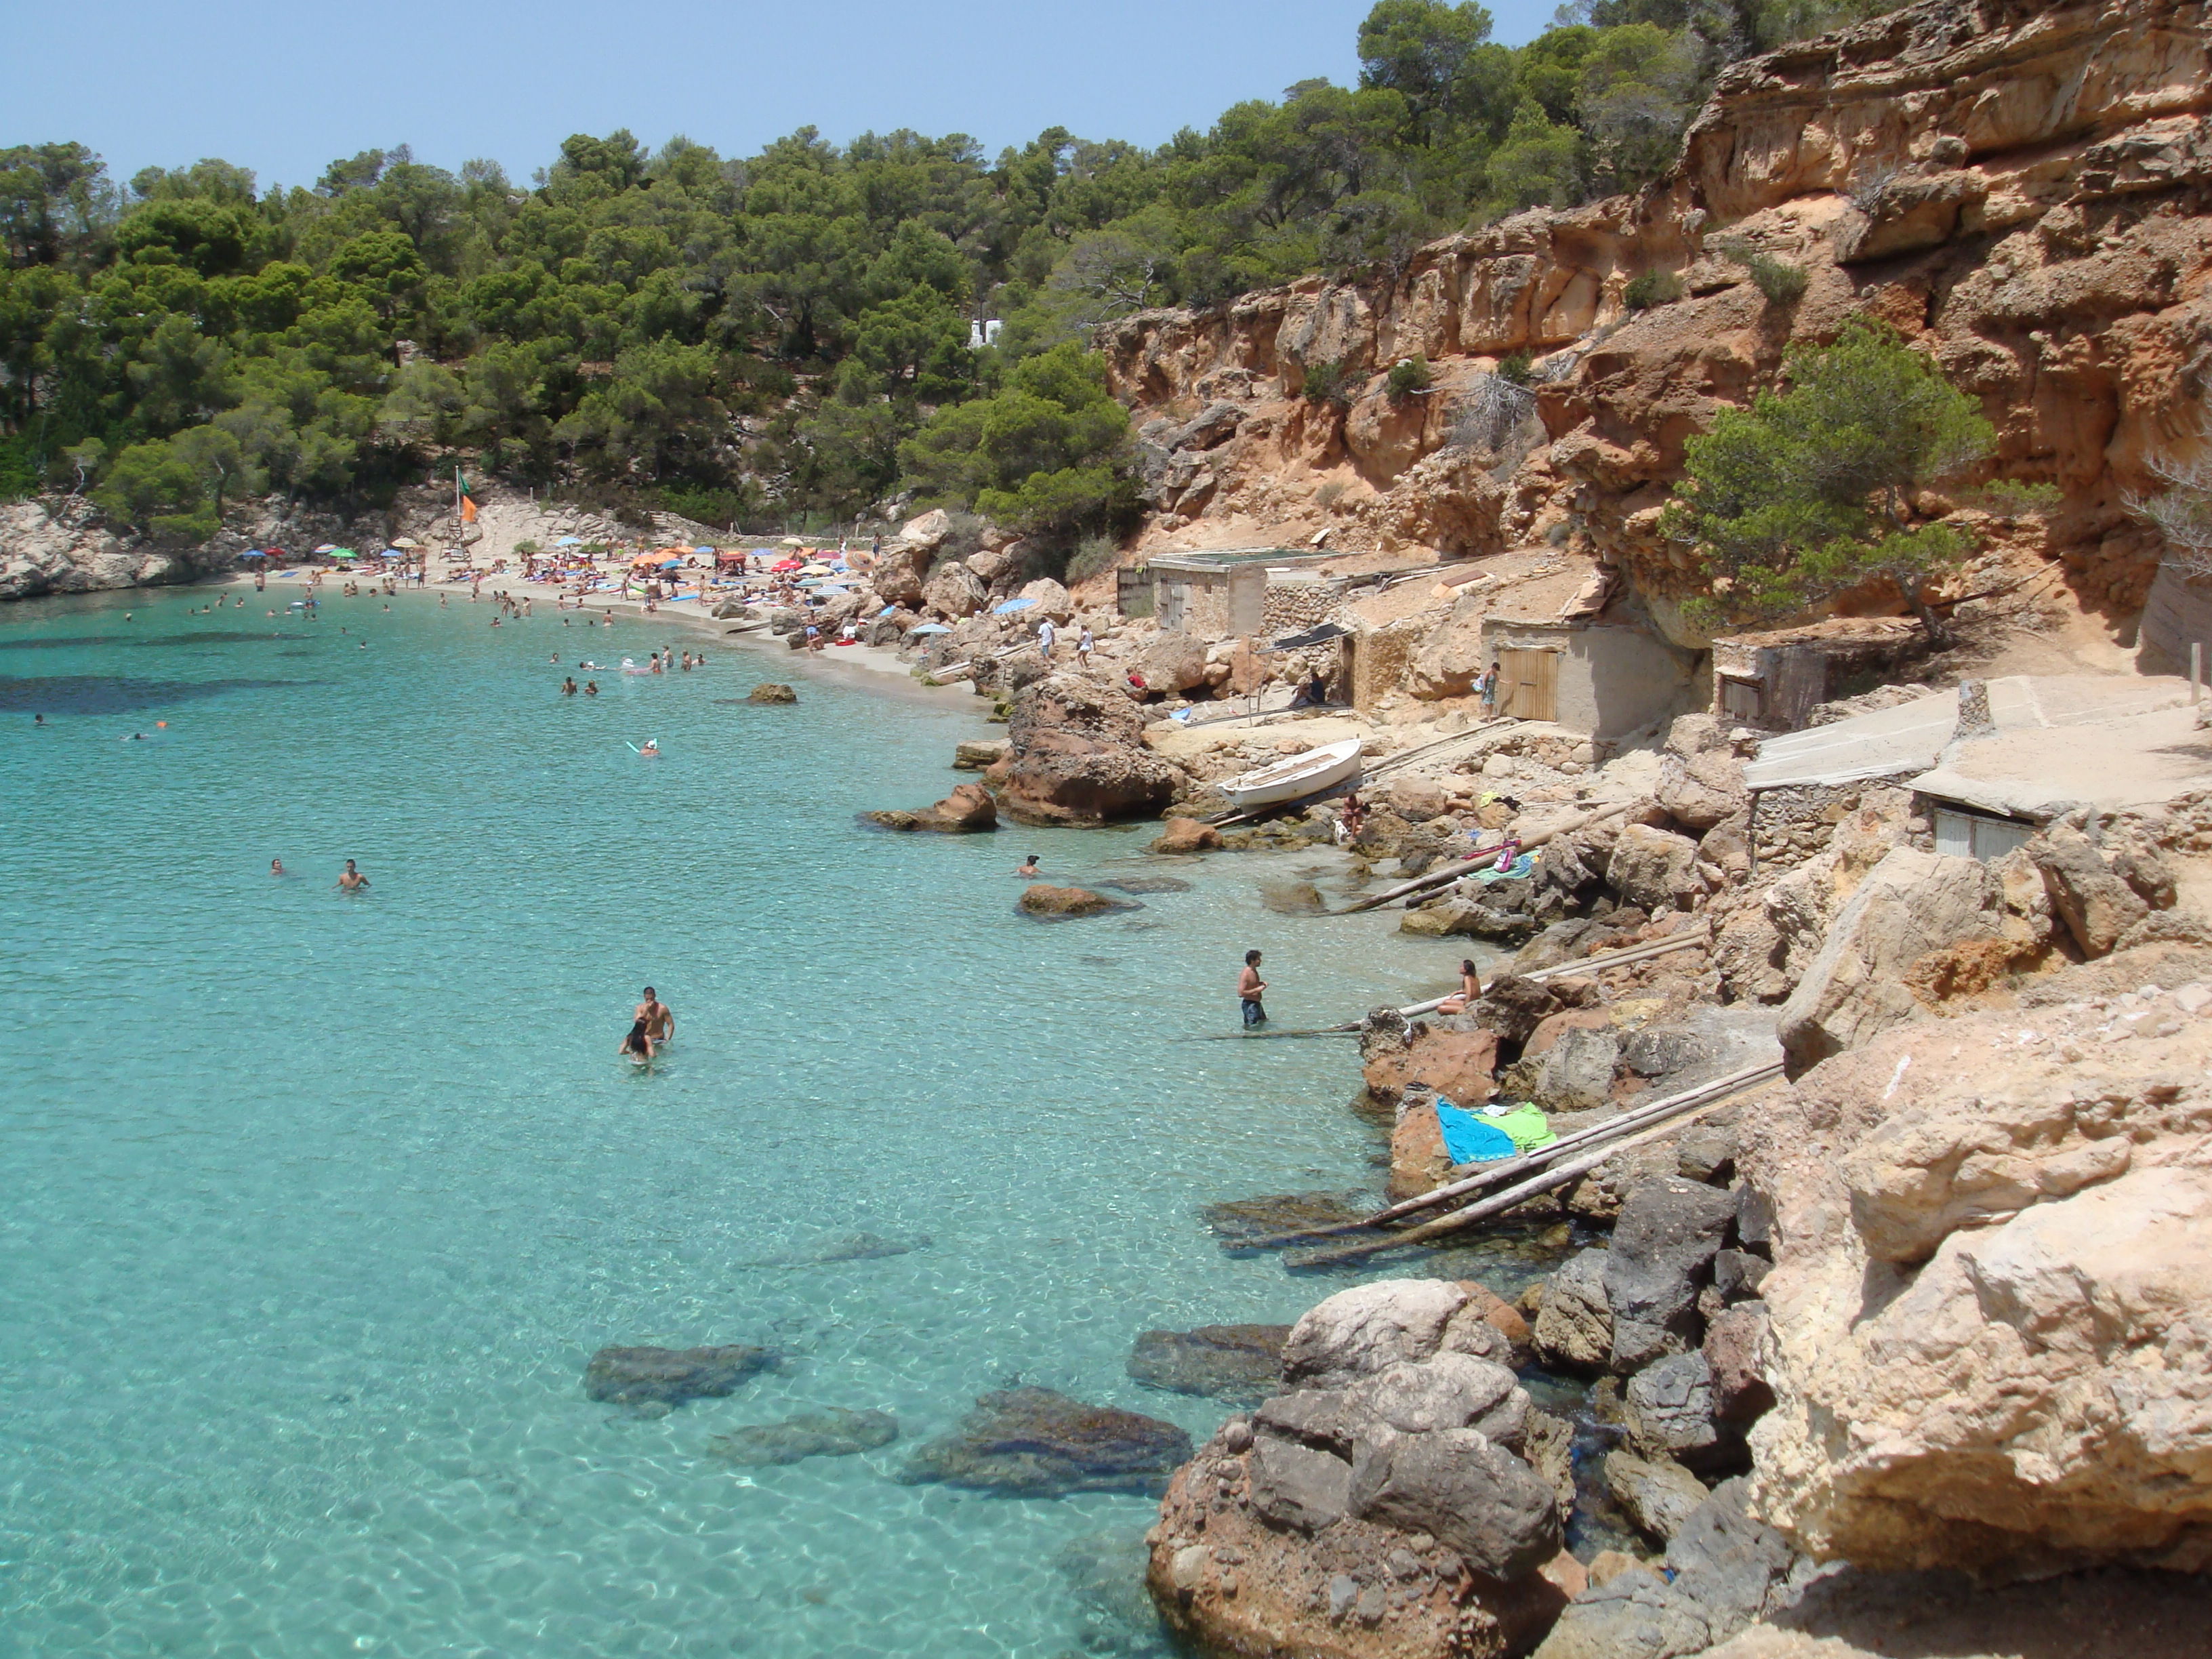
1774;846;2001;1074
900;1387;1191;1496
999;673;1183;826
1742;948;2212;1574
0;498;232;600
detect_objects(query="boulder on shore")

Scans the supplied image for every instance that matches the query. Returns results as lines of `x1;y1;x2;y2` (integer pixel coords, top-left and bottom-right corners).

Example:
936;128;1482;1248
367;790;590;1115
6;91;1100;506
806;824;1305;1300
900;1386;1191;1495
865;781;998;833
998;673;1183;826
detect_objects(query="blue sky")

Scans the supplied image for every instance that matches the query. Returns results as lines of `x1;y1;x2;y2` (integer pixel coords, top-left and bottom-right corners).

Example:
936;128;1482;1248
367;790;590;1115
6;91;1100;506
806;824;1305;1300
3;0;1564;193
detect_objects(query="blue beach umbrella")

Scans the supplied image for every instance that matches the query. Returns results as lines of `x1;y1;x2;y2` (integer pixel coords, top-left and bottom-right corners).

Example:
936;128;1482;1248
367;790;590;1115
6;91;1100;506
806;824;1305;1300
991;596;1036;615
910;622;954;635
556;536;585;546
237;550;268;558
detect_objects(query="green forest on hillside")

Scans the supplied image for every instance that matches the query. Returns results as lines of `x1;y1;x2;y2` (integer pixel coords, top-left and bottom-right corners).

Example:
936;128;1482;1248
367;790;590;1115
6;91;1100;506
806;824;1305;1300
0;0;1892;554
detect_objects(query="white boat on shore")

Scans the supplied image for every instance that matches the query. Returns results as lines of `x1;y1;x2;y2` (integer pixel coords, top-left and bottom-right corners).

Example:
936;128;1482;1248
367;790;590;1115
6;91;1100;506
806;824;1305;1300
1219;737;1364;810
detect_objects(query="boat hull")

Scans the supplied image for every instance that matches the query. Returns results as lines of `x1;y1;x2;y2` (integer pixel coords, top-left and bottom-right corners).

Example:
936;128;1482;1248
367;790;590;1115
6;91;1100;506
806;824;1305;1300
1221;739;1364;809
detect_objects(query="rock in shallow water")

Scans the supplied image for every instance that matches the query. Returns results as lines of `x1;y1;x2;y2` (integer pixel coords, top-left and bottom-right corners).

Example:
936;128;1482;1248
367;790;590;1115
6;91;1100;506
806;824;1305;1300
899;1386;1191;1495
1097;875;1194;895
584;1344;773;1406
1018;883;1139;919
707;1408;899;1466
745;681;798;703
1202;1191;1374;1244
1127;1324;1292;1401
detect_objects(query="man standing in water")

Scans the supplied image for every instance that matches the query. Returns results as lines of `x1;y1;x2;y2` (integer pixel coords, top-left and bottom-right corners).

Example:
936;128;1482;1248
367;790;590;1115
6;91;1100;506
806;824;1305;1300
1239;949;1268;1029
636;986;674;1046
337;859;369;891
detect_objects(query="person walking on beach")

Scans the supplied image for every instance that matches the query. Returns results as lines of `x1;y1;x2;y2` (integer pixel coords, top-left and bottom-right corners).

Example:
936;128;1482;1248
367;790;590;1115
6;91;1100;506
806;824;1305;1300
1239;949;1268;1029
636;987;674;1046
1076;626;1092;669
1037;616;1057;660
337;859;369;892
1479;661;1501;718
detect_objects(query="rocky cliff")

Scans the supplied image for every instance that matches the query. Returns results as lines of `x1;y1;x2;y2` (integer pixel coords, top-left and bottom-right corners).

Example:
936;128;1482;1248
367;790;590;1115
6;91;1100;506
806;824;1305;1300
1101;0;2212;644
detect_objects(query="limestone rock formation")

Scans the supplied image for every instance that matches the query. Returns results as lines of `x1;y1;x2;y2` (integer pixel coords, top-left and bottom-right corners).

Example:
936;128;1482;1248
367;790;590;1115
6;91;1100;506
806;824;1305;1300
745;681;798;703
865;782;998;833
1741;949;2212;1574
0;498;231;600
1774;846;2001;1073
998;673;1183;825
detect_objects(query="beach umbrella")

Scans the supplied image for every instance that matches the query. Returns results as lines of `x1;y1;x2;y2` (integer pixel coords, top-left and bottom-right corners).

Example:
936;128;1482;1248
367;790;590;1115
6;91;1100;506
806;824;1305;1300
992;596;1036;615
814;583;851;595
778;537;806;550
800;562;832;575
330;548;359;559
910;622;954;635
390;537;423;550
237;550;268;558
556;536;585;546
314;543;338;554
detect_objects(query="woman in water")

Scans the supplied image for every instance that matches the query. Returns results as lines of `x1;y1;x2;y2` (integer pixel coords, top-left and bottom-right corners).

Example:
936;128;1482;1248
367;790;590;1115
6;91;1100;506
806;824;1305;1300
620;1019;655;1063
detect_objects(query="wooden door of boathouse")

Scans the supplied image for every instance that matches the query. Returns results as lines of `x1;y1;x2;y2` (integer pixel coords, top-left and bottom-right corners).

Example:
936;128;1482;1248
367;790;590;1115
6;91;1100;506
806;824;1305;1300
1498;647;1557;722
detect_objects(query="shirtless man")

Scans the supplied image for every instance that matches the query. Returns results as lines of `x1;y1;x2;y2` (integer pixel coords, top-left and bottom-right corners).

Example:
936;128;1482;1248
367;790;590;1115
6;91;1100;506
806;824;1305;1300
636;986;674;1045
337;859;369;891
1239;949;1268;1029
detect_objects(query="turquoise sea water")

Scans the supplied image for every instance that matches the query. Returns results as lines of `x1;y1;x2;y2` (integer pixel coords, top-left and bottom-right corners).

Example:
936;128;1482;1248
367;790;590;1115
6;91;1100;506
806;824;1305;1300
0;586;1487;1659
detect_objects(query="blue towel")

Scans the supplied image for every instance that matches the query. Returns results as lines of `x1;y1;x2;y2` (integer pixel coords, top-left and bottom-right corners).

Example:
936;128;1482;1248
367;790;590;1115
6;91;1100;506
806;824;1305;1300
1475;851;1536;884
1436;1100;1518;1164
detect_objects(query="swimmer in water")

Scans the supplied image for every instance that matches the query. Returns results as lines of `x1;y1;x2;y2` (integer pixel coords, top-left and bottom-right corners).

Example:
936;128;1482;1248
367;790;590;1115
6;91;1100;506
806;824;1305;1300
636;987;674;1045
584;680;599;695
33;714;45;726
270;858;285;876
638;739;661;758
619;1019;655;1063
562;677;577;695
121;731;146;741
337;859;369;891
1016;854;1042;877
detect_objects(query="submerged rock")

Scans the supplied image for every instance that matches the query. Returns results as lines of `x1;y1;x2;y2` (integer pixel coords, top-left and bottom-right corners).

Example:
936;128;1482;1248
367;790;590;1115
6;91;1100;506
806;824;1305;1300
1128;1324;1292;1401
1202;1190;1375;1244
735;1230;932;1268
1097;875;1194;895
706;1408;899;1466
899;1386;1192;1496
1018;882;1139;918
583;1344;773;1406
1258;880;1327;915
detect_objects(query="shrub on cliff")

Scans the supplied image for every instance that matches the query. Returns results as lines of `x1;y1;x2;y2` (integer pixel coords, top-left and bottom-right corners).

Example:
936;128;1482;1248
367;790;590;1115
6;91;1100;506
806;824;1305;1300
1624;270;1684;310
897;344;1136;550
1662;321;1994;644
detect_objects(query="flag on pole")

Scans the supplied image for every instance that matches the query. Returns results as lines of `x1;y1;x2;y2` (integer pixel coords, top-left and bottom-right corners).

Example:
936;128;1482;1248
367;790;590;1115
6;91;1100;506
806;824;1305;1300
461;495;478;523
457;468;478;523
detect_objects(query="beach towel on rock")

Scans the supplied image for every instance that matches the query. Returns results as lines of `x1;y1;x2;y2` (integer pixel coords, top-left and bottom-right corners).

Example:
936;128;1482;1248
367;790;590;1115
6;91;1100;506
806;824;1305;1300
1435;1100;1517;1164
1474;852;1536;884
1483;1101;1557;1153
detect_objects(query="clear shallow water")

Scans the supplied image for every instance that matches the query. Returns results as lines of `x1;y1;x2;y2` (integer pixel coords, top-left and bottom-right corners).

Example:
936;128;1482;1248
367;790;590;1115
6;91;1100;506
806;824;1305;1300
0;588;1473;1659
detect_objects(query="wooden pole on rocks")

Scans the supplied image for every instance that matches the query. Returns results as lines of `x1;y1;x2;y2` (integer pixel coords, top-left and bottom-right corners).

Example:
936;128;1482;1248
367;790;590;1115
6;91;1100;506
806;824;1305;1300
1233;1057;1777;1252
1330;800;1635;915
1279;1062;1785;1269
